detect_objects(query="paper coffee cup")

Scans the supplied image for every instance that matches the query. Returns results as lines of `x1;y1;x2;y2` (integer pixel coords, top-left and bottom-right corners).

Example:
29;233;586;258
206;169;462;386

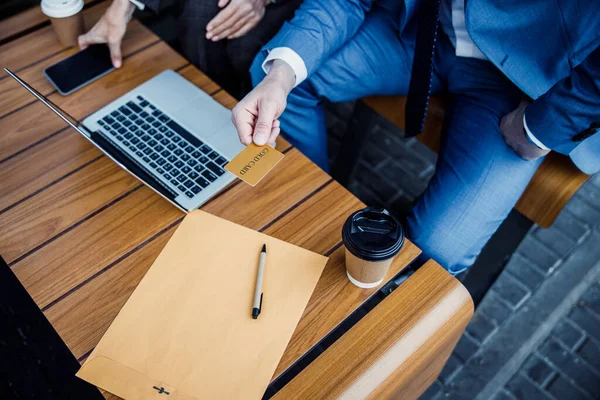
41;0;85;46
342;207;404;288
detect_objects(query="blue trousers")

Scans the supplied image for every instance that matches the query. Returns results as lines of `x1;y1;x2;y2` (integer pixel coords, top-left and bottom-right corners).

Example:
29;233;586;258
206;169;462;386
250;3;543;274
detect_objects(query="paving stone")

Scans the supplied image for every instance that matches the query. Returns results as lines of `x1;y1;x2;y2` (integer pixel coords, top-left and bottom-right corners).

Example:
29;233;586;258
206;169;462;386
577;338;600;373
568;305;600;341
347;180;384;209
539;338;600;397
513;236;561;275
381;134;436;178
453;333;480;363
531;225;579;259
503;254;546;291
477;292;514;326
489;273;530;310
419;379;443;400
491;389;516;400
361;143;390;170
580;178;600;205
579;283;600;316
505;373;549;400
590;173;600;188
566;194;600;227
522;354;555;386
466;312;498;344
354;163;401;202
325;112;349;141
391;191;415;214
553;210;592;240
551;320;585;350
566;195;600;227
539;337;571;365
439;354;463;384
379;160;431;198
546;374;592;400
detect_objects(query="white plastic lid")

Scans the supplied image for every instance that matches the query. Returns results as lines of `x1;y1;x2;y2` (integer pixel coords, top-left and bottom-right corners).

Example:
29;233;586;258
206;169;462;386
41;0;84;18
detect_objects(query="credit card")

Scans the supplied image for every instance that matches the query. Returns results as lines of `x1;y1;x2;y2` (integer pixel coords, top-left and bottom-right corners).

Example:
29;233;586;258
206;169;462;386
225;144;285;186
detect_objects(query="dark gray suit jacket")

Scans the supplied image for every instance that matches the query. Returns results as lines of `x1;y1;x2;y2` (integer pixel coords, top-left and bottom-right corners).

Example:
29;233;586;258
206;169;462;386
142;0;302;98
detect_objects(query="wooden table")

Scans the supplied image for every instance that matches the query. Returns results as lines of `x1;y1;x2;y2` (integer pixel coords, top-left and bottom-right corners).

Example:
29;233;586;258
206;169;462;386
0;3;473;399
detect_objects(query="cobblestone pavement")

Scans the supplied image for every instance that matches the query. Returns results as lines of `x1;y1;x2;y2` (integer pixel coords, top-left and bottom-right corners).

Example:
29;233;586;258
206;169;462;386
325;101;600;400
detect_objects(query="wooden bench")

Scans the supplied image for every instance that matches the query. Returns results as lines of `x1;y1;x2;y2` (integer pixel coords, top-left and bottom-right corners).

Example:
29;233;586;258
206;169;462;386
352;95;590;228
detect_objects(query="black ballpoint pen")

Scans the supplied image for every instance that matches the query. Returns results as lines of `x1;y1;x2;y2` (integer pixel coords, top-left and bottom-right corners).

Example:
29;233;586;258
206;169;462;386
252;244;267;319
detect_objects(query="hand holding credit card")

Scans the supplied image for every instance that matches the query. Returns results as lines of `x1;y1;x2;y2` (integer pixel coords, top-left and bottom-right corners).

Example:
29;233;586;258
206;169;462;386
225;144;285;186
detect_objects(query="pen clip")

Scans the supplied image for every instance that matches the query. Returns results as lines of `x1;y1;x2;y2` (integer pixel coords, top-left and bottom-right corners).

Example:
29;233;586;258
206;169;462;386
258;293;263;315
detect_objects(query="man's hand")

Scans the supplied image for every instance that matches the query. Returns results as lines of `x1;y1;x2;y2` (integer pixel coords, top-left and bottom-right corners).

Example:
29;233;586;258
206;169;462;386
78;0;136;68
500;101;550;160
232;60;295;146
206;0;269;41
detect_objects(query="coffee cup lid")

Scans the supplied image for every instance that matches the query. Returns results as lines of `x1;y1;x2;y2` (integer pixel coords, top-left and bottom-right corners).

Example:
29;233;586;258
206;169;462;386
41;0;84;18
342;207;404;262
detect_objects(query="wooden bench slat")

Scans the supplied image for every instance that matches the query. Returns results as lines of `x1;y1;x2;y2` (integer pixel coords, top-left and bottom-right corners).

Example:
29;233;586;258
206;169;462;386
0;158;139;262
273;260;472;399
43;149;330;358
0;2;109;71
0;0;99;44
0;19;157;118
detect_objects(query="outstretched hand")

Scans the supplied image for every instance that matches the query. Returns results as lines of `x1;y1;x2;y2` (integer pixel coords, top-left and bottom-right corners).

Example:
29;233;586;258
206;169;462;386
232;60;296;147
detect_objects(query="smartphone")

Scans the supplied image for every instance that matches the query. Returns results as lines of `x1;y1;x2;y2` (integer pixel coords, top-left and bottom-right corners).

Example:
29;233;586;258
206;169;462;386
44;45;115;96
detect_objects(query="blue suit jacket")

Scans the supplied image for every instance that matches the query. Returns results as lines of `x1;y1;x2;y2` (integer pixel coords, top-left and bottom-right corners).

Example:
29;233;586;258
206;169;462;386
265;0;600;173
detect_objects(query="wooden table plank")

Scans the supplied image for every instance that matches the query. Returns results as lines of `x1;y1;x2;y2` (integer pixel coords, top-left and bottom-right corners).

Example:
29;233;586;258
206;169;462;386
0;0;100;44
273;260;473;399
44;150;331;358
0;130;101;213
0;2;109;71
0;158;140;262
13;149;327;309
12;187;183;308
0;18;157;118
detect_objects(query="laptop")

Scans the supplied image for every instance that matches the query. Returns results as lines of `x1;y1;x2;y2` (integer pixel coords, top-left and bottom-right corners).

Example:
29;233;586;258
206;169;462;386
5;68;244;212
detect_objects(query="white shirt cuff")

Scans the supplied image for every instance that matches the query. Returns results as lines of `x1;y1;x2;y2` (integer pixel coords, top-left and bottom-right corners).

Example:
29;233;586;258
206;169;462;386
523;114;550;151
261;47;307;87
128;0;145;10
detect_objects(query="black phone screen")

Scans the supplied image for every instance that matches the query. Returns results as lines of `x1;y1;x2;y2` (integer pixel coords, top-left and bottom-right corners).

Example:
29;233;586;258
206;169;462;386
44;45;114;95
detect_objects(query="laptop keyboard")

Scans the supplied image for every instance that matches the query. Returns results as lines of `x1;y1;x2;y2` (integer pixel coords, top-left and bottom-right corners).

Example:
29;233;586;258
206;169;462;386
96;95;228;199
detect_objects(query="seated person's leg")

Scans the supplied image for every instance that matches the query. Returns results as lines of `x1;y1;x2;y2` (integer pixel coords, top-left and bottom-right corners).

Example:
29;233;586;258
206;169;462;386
406;58;544;274
250;4;417;171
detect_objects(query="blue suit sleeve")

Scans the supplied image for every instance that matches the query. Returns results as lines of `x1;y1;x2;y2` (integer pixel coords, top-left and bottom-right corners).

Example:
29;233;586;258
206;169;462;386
526;46;600;154
264;0;372;77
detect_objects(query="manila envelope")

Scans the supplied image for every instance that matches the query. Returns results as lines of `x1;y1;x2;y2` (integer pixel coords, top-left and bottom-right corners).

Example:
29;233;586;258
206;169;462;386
77;210;328;400
225;144;285;186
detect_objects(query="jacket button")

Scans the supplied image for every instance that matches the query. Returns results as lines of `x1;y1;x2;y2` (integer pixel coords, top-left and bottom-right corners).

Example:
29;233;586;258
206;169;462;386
572;127;597;142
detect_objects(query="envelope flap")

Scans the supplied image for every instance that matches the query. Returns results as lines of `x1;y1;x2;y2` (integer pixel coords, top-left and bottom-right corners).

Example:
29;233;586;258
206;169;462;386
77;356;197;400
